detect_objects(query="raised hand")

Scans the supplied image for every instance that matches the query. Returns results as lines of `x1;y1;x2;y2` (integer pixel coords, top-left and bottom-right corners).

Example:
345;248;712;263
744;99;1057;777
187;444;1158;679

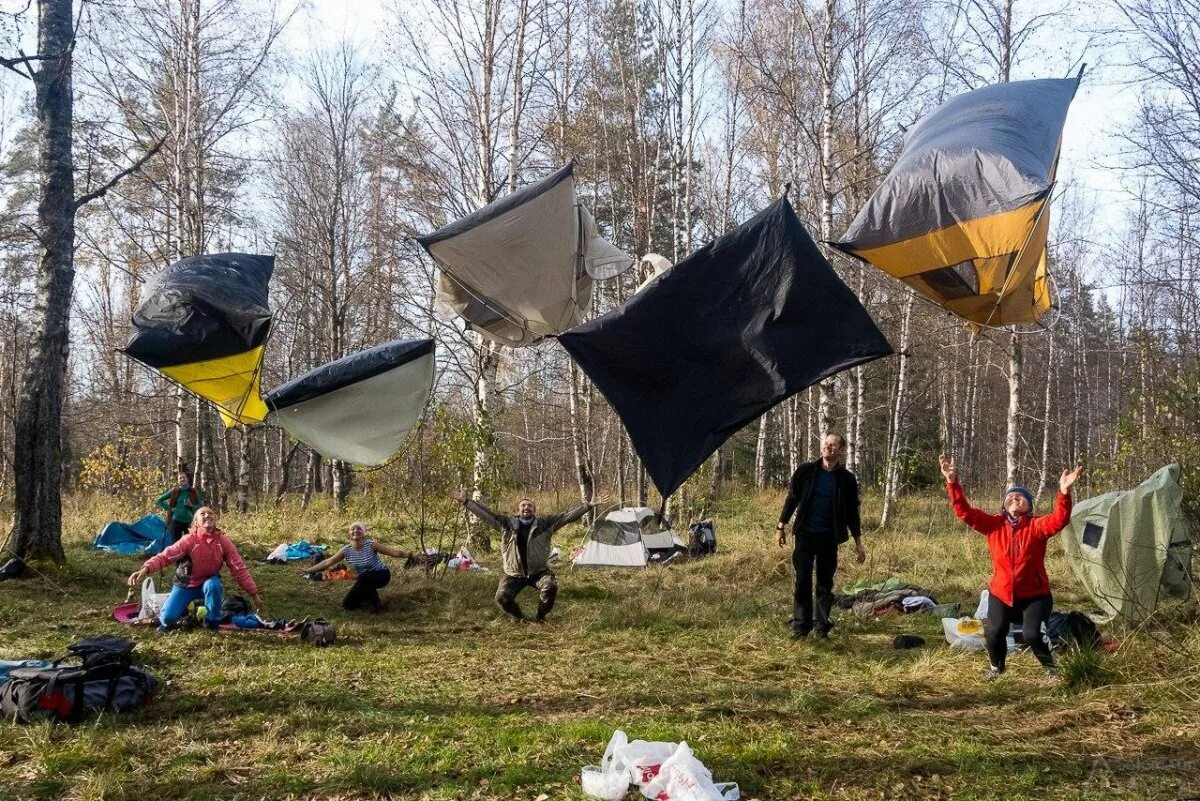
589;490;611;509
449;488;467;504
1059;465;1083;495
939;454;957;483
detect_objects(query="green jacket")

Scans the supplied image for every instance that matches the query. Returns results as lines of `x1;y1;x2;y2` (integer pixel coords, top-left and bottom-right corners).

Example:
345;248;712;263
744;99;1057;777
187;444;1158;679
464;499;591;578
156;486;204;524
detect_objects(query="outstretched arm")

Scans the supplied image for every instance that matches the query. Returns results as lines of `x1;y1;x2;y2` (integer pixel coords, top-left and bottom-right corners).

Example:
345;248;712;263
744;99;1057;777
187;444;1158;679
452;488;506;531
940;455;1000;534
545;491;609;533
1031;465;1082;539
302;550;346;575
372;542;412;559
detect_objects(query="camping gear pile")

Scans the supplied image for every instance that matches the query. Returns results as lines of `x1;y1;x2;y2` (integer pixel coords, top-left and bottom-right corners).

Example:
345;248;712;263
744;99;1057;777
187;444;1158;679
92;515;171;556
266;540;328;563
0;636;156;724
582;730;739;801
688;521;717;558
573;507;686;568
941;590;1103;652
836;578;940;618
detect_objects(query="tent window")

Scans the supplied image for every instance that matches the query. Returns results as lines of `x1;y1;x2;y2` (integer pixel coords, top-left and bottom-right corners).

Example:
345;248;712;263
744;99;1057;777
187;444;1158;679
1082;522;1103;549
919;261;979;299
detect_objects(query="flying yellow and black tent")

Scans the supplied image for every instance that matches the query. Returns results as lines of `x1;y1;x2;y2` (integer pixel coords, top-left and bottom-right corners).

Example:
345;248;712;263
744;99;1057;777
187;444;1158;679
123;253;273;426
834;76;1080;327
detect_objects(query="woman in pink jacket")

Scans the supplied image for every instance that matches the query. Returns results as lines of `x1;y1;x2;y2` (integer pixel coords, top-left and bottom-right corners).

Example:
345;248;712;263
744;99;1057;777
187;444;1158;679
127;507;266;632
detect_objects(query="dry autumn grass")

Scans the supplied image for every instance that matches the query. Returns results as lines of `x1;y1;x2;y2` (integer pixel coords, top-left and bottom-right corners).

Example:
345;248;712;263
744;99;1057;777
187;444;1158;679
0;489;1197;800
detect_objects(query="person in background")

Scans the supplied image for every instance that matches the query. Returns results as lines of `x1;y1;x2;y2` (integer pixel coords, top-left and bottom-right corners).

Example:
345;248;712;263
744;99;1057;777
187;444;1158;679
940;454;1083;680
156;471;204;543
303;522;412;612
128;506;265;632
776;433;867;640
452;489;603;623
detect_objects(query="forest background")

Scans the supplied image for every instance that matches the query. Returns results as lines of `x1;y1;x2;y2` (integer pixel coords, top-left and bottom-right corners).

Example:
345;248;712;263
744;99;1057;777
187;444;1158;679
0;0;1197;557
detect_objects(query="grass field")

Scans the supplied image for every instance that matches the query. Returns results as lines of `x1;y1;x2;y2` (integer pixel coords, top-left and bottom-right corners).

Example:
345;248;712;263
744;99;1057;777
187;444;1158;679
1;490;1198;801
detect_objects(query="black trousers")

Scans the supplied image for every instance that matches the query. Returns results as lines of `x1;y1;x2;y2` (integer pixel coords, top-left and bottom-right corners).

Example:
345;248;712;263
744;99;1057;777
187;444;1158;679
791;534;838;634
986;593;1055;670
169;519;190;543
495;571;557;621
343;569;391;611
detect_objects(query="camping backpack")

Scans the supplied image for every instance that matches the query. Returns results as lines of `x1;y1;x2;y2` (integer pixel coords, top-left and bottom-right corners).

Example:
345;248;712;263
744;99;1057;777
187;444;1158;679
299;619;337;647
0;636;156;724
688;520;717;558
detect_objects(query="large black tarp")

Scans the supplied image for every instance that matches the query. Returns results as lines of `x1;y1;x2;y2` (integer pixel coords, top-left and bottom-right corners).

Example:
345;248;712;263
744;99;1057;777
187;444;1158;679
559;198;893;498
124;253;274;368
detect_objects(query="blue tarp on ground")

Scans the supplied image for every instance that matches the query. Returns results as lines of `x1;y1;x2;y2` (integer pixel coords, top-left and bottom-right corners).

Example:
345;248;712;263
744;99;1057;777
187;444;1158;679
92;515;171;556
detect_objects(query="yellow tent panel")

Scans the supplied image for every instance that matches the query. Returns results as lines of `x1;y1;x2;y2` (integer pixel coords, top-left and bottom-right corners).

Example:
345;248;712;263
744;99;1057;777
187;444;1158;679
161;346;269;426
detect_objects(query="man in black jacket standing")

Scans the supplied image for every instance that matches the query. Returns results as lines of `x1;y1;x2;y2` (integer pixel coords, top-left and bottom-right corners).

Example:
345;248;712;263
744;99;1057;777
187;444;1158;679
776;433;866;639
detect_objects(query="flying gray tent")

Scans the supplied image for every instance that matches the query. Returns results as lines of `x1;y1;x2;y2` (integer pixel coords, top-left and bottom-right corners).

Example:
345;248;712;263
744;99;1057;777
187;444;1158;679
559;197;893;499
834;76;1080;327
417;162;634;347
264;339;435;466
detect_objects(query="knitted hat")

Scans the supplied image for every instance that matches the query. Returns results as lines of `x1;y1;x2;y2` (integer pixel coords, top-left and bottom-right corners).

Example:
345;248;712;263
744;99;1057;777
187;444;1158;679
1002;485;1034;511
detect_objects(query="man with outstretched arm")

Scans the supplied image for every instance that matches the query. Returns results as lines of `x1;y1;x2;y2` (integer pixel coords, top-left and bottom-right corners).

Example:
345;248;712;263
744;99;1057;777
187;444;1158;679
776;433;866;640
451;490;606;623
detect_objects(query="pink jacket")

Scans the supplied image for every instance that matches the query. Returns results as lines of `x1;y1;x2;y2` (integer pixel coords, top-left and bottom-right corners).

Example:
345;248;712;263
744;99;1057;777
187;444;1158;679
142;528;258;595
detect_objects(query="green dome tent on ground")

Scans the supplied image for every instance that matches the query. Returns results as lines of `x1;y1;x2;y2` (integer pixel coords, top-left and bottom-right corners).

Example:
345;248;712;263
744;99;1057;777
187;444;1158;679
1061;464;1193;623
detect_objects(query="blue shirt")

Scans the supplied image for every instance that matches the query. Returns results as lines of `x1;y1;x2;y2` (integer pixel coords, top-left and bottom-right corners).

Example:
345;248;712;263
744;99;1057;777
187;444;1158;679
803;468;837;534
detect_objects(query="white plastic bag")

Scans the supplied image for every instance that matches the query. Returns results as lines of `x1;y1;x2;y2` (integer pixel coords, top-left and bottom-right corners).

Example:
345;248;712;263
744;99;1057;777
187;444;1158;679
139;577;172;622
620;737;679;786
581;731;632;800
640;741;739;801
581;766;630;801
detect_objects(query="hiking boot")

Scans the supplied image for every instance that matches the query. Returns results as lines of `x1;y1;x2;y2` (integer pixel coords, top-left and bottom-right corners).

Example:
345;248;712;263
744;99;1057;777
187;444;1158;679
983;666;1004;681
816;629;831;640
789;629;810;640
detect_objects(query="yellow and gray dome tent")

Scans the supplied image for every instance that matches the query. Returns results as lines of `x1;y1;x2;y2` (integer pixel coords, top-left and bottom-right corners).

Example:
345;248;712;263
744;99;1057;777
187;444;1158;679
834;76;1080;327
263;339;435;466
1061;464;1193;623
417;162;634;347
123;253;273;426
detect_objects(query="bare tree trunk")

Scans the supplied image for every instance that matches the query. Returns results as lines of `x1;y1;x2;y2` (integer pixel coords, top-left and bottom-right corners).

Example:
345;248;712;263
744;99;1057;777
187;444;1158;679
8;0;75;562
880;294;913;527
235;427;251;512
274;440;300;506
1005;329;1022;486
1035;330;1055;505
754;414;768;489
569;361;595;515
815;0;840;437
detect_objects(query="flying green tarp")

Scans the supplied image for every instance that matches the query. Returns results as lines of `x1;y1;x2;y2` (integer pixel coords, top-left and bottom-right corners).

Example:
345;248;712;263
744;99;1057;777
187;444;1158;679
1061;464;1193;623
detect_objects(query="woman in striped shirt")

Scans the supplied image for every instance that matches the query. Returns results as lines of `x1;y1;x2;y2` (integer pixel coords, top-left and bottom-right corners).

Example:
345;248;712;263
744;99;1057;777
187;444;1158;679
304;522;411;612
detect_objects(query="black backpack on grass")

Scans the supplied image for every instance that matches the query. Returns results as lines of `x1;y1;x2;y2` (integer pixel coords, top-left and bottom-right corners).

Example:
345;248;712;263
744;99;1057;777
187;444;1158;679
0;636;156;724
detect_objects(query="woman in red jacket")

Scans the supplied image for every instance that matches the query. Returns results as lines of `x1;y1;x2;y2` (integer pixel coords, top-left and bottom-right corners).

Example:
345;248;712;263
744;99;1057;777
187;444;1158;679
939;455;1083;679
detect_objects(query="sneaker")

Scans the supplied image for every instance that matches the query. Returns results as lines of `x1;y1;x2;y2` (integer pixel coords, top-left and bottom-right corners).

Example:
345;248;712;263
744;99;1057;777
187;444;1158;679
156;625;173;635
983;666;1004;681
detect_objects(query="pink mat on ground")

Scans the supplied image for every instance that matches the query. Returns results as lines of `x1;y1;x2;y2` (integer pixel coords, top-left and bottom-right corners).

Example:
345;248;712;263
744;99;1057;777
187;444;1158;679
112;602;297;633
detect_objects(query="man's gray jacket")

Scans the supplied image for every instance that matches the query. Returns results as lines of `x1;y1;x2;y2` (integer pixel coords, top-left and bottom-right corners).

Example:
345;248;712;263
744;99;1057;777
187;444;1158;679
463;499;592;578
